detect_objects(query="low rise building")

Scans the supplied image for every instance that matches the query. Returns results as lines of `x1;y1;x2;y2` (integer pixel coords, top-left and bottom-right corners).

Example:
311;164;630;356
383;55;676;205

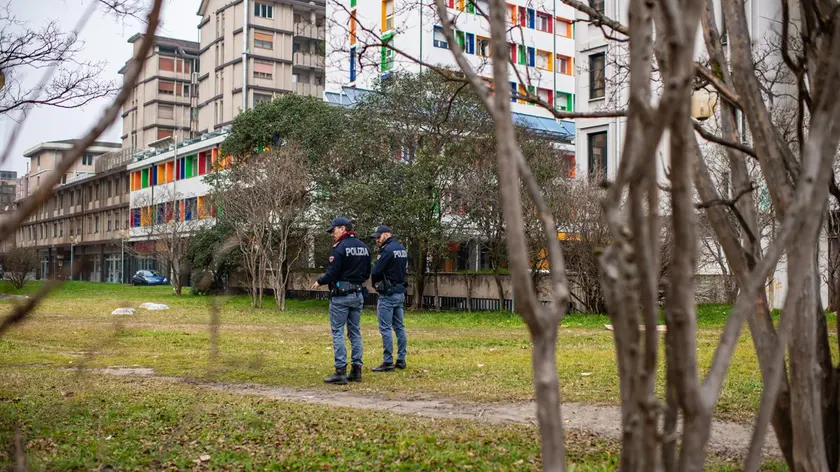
15;147;134;282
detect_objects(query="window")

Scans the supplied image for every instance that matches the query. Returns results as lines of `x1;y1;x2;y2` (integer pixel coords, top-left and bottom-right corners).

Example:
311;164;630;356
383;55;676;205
536;50;552;70
538;87;553;106
588;131;608;181
53;223;57;238
254;31;273;49
350;10;357;45
221;12;225;35
465;32;475;54
36;156;40;169
536;12;552;32
517;44;526;65
381;33;394;71
557;54;573;74
476;36;490;57
95;216;100;233
350;47;357;81
518;6;527;26
159;80;175;95
254;61;273;79
556;91;574;111
433;26;448;49
182;84;190;97
159;57;175;71
254;2;273;18
107;216;111;232
254;93;272;104
589;52;606;99
527;8;536;28
527;46;535;67
556;17;573;38
159;104;174;119
82;153;95;165
506;3;516;23
383;0;394;31
589;0;605;14
157;129;173;140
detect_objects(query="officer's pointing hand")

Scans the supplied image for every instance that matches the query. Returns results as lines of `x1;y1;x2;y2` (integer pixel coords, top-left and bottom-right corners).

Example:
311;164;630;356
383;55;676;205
310;282;320;290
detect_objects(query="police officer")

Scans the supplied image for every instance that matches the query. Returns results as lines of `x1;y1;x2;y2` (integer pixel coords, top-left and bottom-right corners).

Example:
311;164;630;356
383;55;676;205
310;217;371;385
370;225;409;372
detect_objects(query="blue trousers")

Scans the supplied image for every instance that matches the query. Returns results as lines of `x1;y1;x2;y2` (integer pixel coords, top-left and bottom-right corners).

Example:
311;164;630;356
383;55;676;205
377;292;406;364
329;292;364;369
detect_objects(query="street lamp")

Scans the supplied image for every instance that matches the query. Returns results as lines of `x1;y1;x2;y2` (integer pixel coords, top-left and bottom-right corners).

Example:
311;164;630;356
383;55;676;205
120;229;130;284
691;87;718;121
69;234;80;281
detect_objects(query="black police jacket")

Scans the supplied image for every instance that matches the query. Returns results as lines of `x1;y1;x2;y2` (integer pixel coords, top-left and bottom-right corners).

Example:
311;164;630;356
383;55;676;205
371;237;408;293
317;234;371;286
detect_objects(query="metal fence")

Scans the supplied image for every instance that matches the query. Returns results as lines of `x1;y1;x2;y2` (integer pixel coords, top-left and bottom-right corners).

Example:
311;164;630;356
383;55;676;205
286;289;527;312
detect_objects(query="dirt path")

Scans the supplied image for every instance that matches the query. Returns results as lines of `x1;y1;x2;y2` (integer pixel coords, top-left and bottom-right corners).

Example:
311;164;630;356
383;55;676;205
95;367;779;461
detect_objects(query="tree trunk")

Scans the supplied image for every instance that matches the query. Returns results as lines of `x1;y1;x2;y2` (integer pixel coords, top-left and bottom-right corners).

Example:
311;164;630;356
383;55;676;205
530;323;566;471
463;274;473;312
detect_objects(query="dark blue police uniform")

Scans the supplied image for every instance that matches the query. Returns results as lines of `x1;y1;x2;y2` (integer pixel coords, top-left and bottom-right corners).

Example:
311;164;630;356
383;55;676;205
317;218;371;384
370;226;409;371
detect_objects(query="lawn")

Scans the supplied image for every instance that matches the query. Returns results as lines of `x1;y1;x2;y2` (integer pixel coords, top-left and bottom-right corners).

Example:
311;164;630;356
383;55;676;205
0;282;818;470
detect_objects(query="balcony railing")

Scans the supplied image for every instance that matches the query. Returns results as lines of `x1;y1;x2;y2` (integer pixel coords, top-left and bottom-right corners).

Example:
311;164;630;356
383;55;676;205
95;147;134;174
293;23;325;40
293;52;325;70
295;83;325;97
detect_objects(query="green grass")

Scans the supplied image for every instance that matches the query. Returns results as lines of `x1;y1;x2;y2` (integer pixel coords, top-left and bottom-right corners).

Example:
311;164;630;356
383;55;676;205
0;369;784;471
1;281;831;424
0;281;832;469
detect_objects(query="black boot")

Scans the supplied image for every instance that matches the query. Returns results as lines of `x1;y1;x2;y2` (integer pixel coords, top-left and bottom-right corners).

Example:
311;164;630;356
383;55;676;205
324;366;347;385
372;362;395;372
395;360;406;370
348;364;363;382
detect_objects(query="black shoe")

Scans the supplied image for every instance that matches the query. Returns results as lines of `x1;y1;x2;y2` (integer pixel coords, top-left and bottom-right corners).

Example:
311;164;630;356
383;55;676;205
395;360;406;370
348;364;363;382
324;366;348;385
372;362;395;372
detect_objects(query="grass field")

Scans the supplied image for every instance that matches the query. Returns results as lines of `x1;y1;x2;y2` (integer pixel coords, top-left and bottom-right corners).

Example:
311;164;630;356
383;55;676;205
0;282;814;470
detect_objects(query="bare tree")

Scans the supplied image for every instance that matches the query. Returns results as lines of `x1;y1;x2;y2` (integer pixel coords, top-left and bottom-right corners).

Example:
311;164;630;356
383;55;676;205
211;146;310;311
0;3;118;118
131;188;198;296
3;247;38;289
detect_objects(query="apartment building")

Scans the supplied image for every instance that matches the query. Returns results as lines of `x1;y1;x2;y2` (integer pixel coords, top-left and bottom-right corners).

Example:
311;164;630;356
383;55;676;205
22;140;121;198
15;147;135;283
572;0;789;181
326;0;577;120
128;133;228;246
196;0;326;132
119;34;201;150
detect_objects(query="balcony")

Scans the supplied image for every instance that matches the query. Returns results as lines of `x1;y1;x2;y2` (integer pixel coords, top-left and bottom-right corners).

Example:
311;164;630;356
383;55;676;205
294;83;324;97
294;23;325;41
293;52;325;70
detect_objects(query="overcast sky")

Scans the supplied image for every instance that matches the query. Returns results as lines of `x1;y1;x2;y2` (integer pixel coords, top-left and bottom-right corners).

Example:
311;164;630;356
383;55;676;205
1;0;200;176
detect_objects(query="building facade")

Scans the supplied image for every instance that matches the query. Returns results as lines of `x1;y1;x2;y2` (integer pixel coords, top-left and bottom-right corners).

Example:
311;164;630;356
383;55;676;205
326;0;577;120
0;171;17;211
196;0;326;132
127;133;227;247
21;140;121;198
119;35;201;150
15;147;135;283
571;0;824;308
